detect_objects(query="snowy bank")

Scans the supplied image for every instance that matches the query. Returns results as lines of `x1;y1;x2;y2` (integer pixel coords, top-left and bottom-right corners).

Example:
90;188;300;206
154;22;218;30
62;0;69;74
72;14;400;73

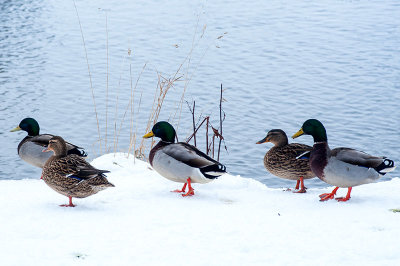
1;153;399;266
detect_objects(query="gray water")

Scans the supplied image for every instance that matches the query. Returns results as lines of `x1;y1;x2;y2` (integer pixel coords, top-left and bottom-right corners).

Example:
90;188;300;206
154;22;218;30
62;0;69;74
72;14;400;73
1;0;399;188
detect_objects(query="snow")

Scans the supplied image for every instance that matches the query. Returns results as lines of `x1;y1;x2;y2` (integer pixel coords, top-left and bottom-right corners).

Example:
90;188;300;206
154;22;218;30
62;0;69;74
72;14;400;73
1;153;399;265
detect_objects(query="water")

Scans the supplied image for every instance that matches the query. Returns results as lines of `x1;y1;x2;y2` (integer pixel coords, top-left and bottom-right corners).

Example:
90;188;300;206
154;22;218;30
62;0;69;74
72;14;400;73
1;0;399;188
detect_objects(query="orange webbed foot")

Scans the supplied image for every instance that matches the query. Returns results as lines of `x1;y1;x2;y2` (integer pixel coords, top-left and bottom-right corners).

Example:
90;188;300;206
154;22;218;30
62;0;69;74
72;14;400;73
182;188;195;197
171;183;187;193
293;177;307;193
293;188;307;193
319;193;335;201
335;196;351;202
335;187;352;202
60;197;75;207
319;187;340;202
181;178;194;197
59;204;76;207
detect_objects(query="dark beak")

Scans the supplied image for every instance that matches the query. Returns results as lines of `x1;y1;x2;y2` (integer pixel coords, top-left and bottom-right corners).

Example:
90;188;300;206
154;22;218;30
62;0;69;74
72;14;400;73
256;137;268;144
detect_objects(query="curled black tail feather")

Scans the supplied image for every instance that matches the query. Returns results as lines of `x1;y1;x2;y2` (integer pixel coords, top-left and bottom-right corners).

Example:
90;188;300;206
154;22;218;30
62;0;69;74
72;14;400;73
376;159;395;175
200;163;227;179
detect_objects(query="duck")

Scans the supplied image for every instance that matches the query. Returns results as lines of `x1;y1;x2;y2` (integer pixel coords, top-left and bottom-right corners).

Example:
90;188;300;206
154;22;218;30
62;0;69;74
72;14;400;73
10;118;87;168
42;136;114;207
292;119;396;202
143;121;226;196
256;129;315;193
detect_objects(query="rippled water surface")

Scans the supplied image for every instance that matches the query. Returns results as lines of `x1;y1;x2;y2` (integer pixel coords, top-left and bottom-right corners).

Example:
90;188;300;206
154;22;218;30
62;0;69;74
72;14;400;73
1;0;399;188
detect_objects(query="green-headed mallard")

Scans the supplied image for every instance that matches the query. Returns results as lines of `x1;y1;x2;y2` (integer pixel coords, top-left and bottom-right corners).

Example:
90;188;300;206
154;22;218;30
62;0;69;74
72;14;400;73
292;119;396;202
257;129;315;193
11;118;86;168
143;121;226;197
42;136;114;207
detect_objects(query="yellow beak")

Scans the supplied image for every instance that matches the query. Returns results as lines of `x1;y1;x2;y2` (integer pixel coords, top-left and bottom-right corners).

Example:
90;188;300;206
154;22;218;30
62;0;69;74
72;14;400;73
292;128;304;139
10;126;22;132
143;131;155;138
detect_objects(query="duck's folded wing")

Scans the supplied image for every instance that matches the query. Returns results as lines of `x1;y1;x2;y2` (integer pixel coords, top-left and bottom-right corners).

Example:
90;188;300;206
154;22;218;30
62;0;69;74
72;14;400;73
55;155;109;180
331;147;384;168
288;143;312;159
161;143;219;168
30;134;53;147
31;134;85;155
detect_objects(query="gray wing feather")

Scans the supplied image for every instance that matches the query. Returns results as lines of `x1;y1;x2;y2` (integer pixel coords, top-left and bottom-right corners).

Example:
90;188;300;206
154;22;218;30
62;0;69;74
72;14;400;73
331;147;384;168
31;134;84;150
161;143;216;168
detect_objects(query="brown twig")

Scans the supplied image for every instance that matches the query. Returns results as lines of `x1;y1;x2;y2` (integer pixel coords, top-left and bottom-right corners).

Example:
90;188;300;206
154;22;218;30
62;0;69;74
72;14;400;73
186;100;197;147
206;116;209;154
186;116;208;144
218;84;223;160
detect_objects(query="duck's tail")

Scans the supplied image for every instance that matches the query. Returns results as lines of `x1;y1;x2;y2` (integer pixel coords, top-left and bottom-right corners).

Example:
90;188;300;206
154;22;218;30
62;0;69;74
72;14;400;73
200;163;227;179
376;159;396;175
88;174;115;189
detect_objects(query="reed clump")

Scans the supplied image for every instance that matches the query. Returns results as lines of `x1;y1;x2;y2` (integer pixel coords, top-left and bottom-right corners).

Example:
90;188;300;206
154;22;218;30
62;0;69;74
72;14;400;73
73;2;227;160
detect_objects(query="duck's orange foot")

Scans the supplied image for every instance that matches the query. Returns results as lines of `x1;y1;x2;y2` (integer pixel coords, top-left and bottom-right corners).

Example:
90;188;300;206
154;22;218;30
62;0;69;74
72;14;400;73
182;188;194;197
60;196;75;207
293;177;307;193
293;188;307;193
172;183;187;193
335;187;352;202
319;187;339;201
172;189;185;193
180;178;194;197
59;203;76;207
335;196;351;202
319;193;335;201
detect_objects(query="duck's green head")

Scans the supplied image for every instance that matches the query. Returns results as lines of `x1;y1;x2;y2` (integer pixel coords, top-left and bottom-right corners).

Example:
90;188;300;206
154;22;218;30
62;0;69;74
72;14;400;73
292;119;327;142
10;118;40;136
143;121;176;143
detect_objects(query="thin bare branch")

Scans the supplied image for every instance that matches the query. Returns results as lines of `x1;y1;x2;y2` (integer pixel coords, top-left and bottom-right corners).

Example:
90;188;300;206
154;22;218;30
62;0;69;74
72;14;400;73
72;0;101;153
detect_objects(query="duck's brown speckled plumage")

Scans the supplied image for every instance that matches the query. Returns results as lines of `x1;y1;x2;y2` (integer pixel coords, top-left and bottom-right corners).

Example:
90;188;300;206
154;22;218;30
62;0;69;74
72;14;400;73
264;143;314;180
257;129;315;185
42;136;114;202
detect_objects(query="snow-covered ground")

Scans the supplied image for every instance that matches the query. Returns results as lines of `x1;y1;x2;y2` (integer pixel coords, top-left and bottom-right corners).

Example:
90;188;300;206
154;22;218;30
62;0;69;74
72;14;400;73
1;153;399;265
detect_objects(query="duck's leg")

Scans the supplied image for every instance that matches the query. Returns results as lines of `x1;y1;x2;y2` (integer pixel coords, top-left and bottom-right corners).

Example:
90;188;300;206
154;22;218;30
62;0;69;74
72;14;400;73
294;179;300;190
319;187;339;201
293;177;307;193
284;179;300;192
172;182;187;193
60;196;76;207
335;187;352;202
182;178;194;197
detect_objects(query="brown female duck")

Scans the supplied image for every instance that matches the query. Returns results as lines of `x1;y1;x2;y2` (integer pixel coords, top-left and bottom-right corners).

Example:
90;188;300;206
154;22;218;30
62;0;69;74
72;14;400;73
257;129;315;193
42;136;114;207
